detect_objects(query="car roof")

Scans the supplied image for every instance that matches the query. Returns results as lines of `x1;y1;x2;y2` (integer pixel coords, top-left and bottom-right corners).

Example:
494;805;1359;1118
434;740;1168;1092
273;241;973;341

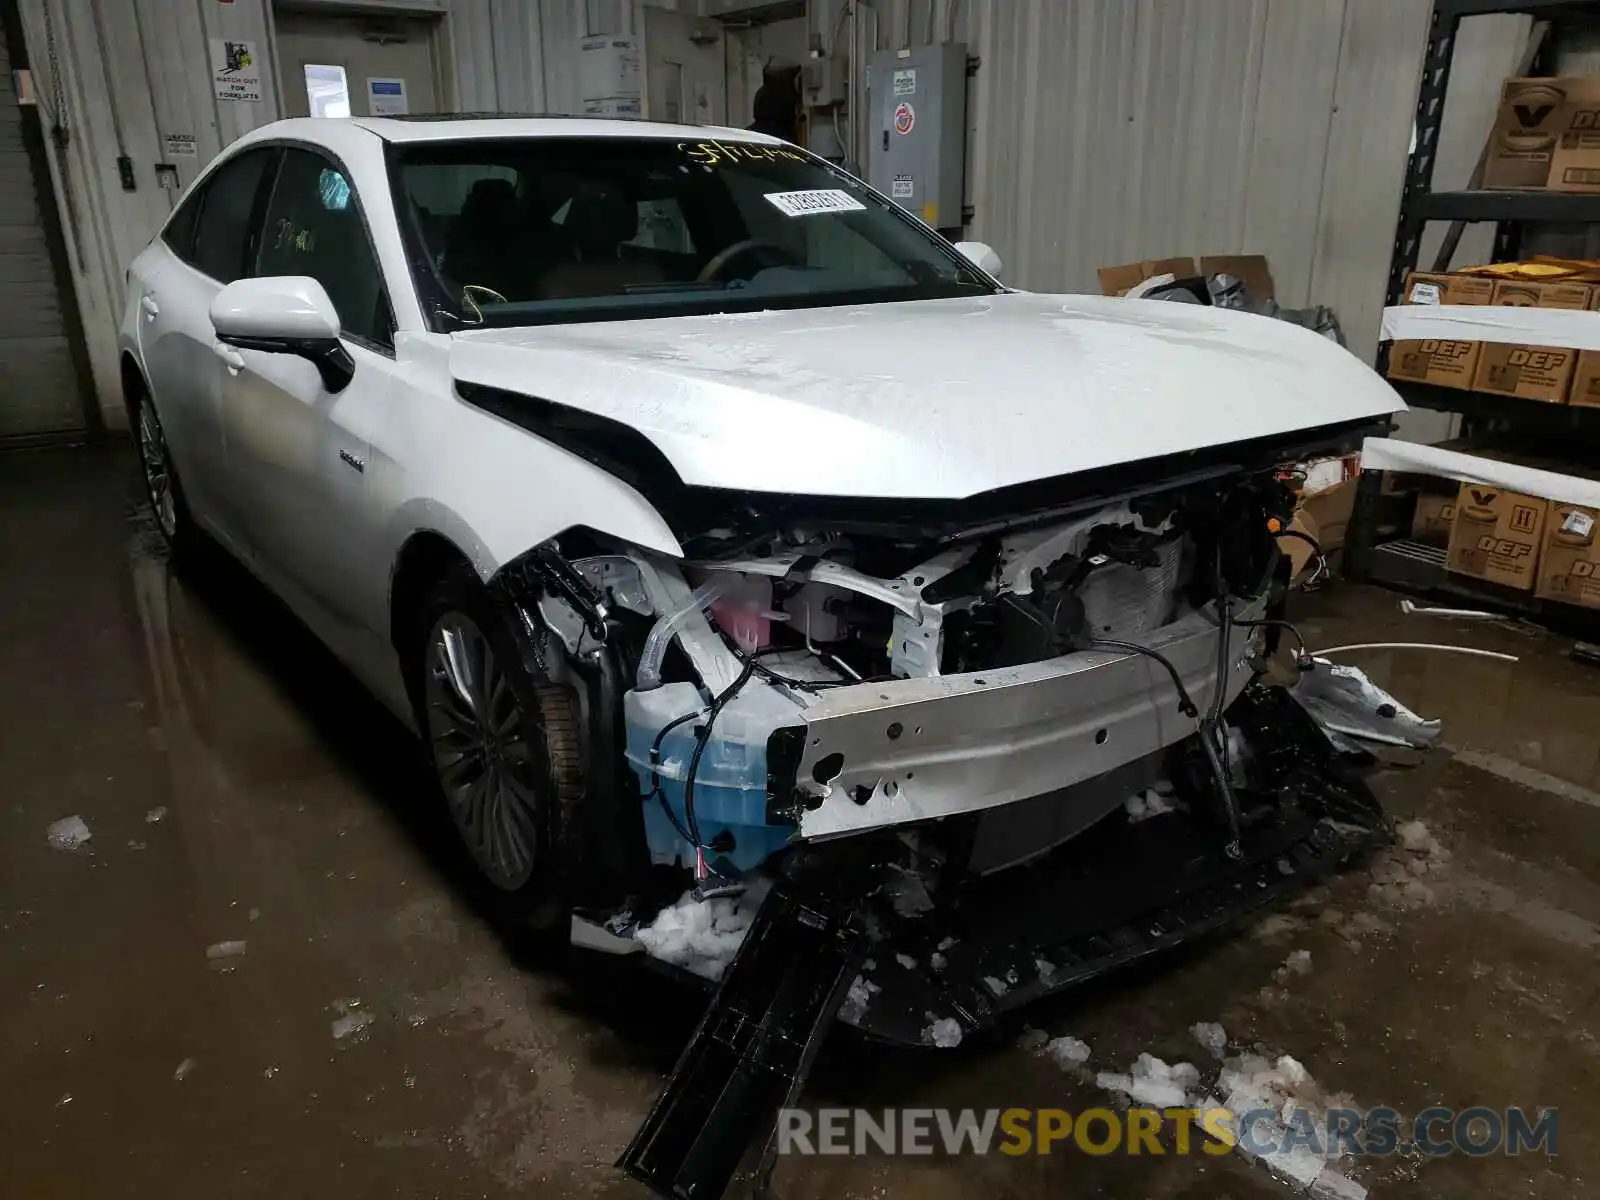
340;114;777;145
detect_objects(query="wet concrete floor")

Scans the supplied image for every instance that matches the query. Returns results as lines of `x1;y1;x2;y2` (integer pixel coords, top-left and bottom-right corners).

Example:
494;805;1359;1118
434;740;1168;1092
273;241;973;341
2;444;1597;1198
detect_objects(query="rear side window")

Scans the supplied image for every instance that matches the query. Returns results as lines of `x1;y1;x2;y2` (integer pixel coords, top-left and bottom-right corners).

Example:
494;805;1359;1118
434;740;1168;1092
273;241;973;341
255;147;393;348
184;148;276;283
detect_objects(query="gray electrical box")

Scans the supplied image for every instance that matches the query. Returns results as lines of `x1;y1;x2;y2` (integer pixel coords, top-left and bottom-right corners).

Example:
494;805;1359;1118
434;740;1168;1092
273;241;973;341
867;43;967;230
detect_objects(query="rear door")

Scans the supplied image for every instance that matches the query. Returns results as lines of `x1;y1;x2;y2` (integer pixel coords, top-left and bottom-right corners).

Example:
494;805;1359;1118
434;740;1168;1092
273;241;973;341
219;144;399;655
136;146;278;549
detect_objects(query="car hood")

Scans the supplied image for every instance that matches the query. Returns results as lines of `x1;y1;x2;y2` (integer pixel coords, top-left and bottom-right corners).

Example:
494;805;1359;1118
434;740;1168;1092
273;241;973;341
448;292;1402;499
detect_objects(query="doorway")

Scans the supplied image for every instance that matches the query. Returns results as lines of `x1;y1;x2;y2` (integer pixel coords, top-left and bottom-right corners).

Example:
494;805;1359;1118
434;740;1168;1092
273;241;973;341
640;8;724;127
273;9;443;120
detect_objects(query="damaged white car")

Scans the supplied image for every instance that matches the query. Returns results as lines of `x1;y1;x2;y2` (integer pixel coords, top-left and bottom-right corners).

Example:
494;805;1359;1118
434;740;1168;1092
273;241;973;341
122;116;1403;1197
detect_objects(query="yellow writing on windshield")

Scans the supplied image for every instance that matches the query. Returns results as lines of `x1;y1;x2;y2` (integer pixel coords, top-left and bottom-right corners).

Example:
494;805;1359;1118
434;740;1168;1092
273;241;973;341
678;140;807;167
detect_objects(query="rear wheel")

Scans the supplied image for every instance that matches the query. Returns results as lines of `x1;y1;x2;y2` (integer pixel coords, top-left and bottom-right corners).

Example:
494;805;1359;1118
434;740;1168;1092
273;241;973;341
413;568;584;916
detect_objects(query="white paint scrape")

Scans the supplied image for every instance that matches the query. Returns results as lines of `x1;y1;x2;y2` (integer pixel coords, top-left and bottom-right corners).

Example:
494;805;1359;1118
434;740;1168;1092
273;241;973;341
634;878;772;981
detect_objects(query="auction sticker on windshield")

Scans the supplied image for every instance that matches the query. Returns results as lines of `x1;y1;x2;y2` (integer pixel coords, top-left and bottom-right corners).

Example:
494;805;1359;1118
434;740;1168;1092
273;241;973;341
764;189;868;217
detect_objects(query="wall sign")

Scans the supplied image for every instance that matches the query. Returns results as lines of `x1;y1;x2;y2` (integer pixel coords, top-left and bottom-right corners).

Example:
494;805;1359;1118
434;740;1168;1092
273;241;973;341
163;133;198;158
893;68;916;96
209;38;261;102
578;34;642;117
893;101;915;135
891;174;914;198
367;77;408;116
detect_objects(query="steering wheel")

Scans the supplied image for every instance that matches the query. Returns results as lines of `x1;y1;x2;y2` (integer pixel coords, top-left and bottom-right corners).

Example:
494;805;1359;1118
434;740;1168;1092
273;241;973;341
696;239;794;283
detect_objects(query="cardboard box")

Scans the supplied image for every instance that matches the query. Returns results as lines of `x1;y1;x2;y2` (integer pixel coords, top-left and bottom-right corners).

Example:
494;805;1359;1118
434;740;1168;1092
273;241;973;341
1097;257;1199;297
1471;278;1587;402
1537;501;1600;608
1412;491;1457;544
1571;351;1600;407
1484;78;1570;188
1446;482;1547;589
1199;254;1275;300
1386;271;1495;389
1550;76;1600;192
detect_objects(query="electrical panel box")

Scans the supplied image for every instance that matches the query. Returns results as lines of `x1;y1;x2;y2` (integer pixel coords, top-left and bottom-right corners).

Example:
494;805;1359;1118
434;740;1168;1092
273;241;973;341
867;43;967;229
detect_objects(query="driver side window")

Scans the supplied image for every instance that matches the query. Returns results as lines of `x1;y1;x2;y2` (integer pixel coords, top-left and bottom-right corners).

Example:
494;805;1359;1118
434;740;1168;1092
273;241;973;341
255;148;394;349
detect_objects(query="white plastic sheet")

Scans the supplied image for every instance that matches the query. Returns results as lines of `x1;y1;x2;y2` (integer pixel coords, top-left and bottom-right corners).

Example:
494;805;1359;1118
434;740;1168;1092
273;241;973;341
1381;303;1600;351
1360;437;1600;508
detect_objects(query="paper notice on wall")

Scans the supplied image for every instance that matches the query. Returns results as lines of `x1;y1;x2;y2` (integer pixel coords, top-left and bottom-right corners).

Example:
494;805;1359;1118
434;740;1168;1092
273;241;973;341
210;38;262;102
579;34;642;117
367;77;408;116
163;133;197;158
891;174;914;198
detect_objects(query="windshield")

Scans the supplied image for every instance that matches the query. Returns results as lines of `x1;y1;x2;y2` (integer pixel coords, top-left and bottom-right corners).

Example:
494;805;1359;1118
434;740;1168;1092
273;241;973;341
389;136;998;329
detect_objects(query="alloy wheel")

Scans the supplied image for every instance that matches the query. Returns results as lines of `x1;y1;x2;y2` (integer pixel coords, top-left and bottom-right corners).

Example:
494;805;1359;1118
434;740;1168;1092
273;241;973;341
138;403;177;541
424;611;544;890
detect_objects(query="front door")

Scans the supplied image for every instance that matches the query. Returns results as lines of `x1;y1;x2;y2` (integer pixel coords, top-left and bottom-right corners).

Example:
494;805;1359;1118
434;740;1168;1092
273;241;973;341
274;10;441;119
220;145;398;658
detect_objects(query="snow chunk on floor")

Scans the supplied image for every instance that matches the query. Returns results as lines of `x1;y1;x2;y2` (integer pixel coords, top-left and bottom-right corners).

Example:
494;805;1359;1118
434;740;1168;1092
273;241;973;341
1096;1053;1201;1109
1045;1036;1091;1069
1275;949;1313;982
634;878;772;981
1124;788;1178;822
837;974;880;1025
923;1016;963;1048
46;815;91;851
1191;1021;1227;1058
1396;819;1444;856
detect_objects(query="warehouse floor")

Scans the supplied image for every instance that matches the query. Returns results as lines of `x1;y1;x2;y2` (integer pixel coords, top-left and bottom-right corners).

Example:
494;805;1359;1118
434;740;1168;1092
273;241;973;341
2;445;1595;1199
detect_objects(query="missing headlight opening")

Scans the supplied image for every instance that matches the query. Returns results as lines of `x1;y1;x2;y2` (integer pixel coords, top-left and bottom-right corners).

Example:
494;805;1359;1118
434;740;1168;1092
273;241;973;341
514;451;1394;1200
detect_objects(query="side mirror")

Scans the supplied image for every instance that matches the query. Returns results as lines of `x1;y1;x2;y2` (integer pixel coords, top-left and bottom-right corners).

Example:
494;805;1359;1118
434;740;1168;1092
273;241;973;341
209;276;355;392
953;240;1003;279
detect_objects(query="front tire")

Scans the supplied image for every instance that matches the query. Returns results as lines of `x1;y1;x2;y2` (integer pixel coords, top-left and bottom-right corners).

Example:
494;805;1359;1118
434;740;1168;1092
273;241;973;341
412;568;583;917
134;394;194;554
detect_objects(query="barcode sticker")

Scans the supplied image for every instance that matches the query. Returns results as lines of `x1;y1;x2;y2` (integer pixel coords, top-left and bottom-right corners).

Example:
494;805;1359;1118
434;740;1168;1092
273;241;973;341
763;189;867;217
1409;281;1442;305
1562;509;1595;538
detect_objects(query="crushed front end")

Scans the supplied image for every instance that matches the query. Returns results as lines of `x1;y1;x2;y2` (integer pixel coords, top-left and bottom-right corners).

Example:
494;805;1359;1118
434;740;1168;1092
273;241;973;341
506;430;1392;1200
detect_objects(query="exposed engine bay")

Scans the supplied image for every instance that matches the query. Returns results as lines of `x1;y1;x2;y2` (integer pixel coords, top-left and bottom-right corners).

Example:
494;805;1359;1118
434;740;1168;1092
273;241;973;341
522;464;1301;882
493;443;1392;1200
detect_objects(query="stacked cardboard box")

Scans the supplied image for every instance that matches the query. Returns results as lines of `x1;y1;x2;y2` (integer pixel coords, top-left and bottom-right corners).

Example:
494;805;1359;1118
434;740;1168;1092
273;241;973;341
1386;271;1494;390
1387;264;1600;403
1472;278;1590;402
1484;77;1600;193
1537;501;1600;608
1446;481;1548;590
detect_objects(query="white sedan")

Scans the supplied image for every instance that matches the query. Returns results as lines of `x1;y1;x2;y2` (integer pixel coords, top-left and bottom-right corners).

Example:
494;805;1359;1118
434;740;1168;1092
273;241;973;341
122;116;1399;1042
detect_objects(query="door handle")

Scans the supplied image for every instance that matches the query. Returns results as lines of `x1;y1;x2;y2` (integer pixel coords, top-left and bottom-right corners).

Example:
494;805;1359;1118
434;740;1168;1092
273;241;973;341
214;343;245;373
140;294;159;319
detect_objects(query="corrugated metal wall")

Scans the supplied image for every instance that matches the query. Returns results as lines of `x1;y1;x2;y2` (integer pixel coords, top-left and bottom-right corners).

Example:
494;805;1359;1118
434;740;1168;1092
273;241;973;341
21;0;1521;422
865;0;1512;363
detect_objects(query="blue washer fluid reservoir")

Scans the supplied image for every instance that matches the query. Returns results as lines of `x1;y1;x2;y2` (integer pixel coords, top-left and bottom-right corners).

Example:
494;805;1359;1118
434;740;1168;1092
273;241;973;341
624;681;801;873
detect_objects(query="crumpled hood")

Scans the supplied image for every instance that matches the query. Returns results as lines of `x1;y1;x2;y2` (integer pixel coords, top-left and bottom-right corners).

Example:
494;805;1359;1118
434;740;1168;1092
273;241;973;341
449;292;1402;499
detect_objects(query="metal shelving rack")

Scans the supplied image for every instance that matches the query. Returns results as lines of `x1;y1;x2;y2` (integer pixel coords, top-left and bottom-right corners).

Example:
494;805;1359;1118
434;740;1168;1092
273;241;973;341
1347;0;1600;608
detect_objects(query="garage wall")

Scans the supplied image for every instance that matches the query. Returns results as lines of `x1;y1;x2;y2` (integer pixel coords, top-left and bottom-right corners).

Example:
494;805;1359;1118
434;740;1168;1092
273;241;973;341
22;0;1520;426
858;0;1519;365
15;0;584;424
